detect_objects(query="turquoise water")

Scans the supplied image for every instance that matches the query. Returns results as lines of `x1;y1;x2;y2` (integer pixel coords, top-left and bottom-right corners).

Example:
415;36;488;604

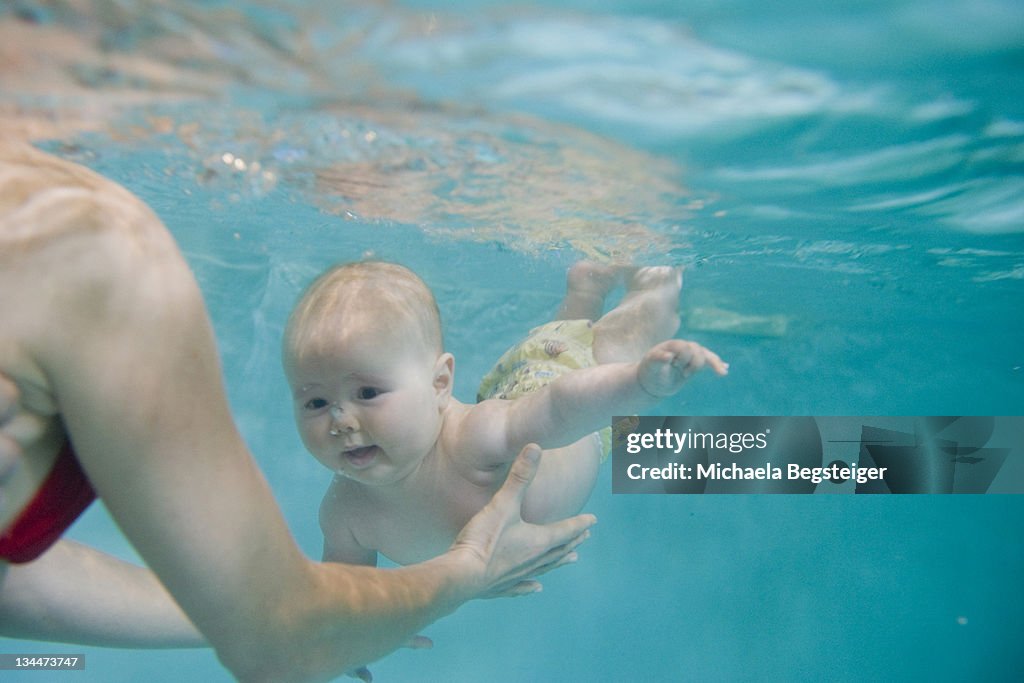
3;0;1023;680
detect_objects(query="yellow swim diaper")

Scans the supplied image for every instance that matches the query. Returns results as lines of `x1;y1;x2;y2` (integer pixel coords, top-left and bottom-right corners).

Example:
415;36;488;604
477;319;611;461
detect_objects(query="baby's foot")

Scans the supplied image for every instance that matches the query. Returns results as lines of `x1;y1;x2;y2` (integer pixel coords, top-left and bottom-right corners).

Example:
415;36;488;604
558;261;634;321
566;261;631;300
590;265;683;363
625;266;682;296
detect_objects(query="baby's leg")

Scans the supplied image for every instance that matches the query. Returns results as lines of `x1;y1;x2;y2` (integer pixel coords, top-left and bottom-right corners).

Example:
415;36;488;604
555;261;633;321
592;266;682;364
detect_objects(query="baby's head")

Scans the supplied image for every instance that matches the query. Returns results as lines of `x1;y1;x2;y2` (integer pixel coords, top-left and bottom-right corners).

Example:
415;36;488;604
283;261;453;484
284;260;443;365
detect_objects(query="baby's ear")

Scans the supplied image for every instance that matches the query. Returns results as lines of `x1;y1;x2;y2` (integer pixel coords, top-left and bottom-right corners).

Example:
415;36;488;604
433;353;455;407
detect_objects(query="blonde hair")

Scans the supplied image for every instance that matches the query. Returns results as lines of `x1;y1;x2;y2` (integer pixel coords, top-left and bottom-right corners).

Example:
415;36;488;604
284;261;443;363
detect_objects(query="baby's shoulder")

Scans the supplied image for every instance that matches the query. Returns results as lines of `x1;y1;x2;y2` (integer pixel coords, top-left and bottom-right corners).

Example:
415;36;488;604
439;399;514;471
437;441;512;489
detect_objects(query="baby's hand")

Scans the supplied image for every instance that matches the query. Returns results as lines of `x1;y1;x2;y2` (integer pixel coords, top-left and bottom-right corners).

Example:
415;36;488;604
638;339;728;398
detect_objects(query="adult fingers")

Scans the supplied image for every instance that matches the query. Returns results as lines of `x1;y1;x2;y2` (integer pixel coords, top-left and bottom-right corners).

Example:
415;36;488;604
485;541;586;598
490;443;542;510
536;513;597;557
490;579;542;599
0;375;18;423
493;518;595;595
0;375;23;495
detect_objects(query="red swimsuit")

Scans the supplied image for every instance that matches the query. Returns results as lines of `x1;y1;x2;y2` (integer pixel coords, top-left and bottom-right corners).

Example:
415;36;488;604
0;442;96;564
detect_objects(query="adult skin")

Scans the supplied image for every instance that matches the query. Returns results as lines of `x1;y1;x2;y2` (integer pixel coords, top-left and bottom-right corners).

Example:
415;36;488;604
0;142;595;682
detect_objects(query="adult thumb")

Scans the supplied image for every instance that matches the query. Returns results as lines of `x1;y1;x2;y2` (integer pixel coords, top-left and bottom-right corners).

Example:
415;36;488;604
499;443;542;506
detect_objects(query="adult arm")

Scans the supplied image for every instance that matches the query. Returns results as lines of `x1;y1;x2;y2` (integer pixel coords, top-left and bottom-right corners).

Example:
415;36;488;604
0;364;198;649
7;156;593;681
0;540;204;648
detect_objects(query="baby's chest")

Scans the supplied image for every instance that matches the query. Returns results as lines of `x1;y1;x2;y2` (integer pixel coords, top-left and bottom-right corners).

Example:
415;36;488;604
351;478;498;565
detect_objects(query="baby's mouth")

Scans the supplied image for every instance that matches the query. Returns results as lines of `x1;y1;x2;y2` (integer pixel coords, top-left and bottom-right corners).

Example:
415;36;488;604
342;445;378;469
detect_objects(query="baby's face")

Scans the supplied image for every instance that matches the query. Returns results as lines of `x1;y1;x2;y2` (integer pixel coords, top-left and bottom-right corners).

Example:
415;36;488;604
285;326;445;486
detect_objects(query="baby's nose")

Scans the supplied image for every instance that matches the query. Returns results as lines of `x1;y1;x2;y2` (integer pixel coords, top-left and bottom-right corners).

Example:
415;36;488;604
329;405;358;435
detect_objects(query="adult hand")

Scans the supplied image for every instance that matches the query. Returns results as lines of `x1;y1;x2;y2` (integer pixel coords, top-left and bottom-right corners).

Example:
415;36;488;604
0;376;23;517
448;444;596;598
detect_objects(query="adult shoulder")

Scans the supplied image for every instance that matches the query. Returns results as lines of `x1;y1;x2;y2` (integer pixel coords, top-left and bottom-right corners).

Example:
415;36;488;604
0;142;203;396
0;142;171;260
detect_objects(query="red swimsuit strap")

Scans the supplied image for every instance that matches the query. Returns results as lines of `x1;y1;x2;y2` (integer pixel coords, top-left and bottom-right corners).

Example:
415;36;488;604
0;442;97;564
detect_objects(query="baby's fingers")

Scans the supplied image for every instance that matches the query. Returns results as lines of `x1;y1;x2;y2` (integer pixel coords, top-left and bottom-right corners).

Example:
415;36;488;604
346;666;372;682
672;342;728;377
702;348;729;376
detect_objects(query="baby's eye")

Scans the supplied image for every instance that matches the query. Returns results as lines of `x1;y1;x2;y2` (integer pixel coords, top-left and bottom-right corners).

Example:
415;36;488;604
304;398;329;411
356;387;381;400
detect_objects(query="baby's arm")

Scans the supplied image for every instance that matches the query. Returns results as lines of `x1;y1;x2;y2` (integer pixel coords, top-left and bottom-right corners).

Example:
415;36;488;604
318;493;431;683
461;339;727;465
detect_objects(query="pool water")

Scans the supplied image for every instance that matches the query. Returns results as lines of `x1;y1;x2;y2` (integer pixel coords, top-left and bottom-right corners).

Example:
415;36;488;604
3;0;1023;680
